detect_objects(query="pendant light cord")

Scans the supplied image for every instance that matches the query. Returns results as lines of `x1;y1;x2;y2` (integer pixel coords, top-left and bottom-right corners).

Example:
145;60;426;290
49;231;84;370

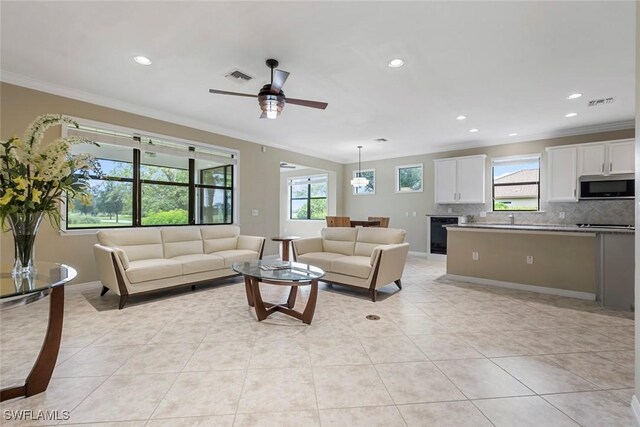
357;145;363;178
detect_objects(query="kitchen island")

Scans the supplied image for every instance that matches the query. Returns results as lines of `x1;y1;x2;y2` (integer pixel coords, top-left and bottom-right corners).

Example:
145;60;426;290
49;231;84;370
445;224;634;309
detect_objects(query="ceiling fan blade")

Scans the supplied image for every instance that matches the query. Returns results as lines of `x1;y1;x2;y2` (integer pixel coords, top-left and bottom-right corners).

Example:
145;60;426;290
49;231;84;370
286;98;328;110
260;112;267;119
209;89;257;98
270;70;290;94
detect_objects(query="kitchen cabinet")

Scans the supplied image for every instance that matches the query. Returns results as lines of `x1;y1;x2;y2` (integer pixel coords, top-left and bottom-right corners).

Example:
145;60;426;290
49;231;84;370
599;233;634;311
577;139;634;176
547;146;577;202
434;155;486;204
608;140;635;174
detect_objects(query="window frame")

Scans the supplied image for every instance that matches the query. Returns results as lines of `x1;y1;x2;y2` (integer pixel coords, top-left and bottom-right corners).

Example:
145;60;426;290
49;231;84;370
395;163;424;193
491;154;541;212
352;168;376;195
288;174;328;221
62;119;238;230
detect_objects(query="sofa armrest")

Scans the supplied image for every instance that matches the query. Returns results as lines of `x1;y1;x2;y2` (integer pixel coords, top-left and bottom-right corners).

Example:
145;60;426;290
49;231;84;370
370;243;410;288
238;235;265;256
93;244;128;296
292;237;323;259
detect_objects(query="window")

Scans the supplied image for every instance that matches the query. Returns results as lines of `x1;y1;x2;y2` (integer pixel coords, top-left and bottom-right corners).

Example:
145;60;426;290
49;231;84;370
289;175;328;220
65;122;237;229
352;169;375;195
396;164;423;193
492;155;540;211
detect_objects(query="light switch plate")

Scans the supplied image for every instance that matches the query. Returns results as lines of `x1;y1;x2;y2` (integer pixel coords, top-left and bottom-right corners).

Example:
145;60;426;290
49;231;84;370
251;209;259;216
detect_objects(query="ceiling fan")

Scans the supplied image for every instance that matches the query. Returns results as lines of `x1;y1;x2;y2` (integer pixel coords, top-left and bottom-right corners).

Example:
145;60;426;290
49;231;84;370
209;59;328;119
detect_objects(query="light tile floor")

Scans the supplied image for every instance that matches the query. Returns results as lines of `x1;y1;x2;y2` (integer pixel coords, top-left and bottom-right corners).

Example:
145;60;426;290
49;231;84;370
0;256;636;426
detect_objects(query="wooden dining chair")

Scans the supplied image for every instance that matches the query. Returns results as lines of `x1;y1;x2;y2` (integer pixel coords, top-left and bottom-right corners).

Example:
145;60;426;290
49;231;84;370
368;216;390;228
326;216;351;227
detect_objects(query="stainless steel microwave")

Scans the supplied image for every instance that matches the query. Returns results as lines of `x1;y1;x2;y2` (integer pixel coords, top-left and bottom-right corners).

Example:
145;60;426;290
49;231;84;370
579;175;635;200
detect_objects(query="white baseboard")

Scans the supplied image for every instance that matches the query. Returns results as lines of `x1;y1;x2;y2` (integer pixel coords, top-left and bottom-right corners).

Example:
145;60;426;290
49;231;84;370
427;253;447;262
631;395;640;426
408;251;429;258
443;274;596;301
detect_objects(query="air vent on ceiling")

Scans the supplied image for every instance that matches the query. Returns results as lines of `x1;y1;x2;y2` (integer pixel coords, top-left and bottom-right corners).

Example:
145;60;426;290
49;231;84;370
225;69;254;84
588;97;615;107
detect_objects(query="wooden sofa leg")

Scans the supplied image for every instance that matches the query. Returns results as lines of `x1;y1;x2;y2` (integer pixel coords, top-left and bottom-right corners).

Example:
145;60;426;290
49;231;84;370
100;286;109;296
395;279;402;289
370;289;377;302
118;295;128;310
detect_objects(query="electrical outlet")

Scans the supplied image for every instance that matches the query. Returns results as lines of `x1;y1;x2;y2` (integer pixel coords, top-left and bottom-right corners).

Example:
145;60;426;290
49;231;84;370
526;255;534;265
448;208;453;214
405;212;409;217
412;211;417;217
559;212;565;219
472;251;479;261
251;209;259;216
480;211;487;218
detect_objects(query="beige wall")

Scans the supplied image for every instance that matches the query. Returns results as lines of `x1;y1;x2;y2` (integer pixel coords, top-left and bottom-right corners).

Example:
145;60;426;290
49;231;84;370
446;229;597;294
343;129;635;253
0;83;344;283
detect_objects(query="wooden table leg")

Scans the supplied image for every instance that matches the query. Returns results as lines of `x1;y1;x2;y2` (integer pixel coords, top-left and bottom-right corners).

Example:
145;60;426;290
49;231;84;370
249;278;269;321
281;241;290;261
244;276;254;307
287;286;297;308
301;280;318;325
1;285;65;401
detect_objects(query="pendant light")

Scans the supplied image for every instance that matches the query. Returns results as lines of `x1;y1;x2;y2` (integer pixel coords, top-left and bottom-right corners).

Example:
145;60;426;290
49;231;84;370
350;145;369;188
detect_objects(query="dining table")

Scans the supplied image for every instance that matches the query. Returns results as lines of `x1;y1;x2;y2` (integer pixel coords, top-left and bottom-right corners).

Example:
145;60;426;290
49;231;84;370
350;219;380;227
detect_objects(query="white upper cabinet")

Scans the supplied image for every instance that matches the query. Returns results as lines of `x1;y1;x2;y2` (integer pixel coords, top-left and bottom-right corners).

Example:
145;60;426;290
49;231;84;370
434;155;486;204
578;144;606;176
547;146;578;202
457;156;486;203
577;139;634;177
434;159;457;204
608;140;635;174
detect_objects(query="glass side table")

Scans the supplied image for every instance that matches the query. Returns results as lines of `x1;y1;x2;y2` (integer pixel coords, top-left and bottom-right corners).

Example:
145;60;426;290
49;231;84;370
231;260;324;324
1;263;76;401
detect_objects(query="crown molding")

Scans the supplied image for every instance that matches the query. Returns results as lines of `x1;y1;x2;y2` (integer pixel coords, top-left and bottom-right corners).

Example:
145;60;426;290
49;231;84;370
0;70;337;163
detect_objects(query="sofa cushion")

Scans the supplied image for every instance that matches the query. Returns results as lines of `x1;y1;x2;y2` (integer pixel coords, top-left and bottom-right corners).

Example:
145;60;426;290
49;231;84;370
212;249;259;267
330;256;373;279
201;225;240;253
354;228;406;257
97;229;164;261
125;259;182;283
321;227;357;256
171;254;224;274
297;252;345;272
162;227;204;258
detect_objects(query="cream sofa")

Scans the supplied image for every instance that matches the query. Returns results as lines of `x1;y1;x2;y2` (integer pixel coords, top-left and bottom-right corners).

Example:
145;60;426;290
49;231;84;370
94;225;265;308
292;227;409;301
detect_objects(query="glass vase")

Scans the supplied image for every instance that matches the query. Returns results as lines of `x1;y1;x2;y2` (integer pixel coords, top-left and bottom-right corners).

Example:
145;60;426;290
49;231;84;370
9;211;44;277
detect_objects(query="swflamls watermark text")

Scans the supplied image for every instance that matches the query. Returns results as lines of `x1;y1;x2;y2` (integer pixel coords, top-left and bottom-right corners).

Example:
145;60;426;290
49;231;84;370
3;409;70;421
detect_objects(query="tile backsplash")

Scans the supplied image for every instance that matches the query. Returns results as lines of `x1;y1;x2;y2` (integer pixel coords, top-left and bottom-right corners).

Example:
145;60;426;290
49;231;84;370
434;199;635;226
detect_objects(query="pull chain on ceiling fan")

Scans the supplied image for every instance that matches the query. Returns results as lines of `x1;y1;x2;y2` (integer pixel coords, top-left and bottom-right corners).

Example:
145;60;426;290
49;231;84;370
209;59;328;119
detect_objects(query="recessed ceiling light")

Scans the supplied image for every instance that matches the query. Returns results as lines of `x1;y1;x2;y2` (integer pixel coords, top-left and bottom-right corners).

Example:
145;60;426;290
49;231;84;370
456;115;467;121
388;58;405;68
508;132;518;137
469;128;479;133
567;93;582;100
565;112;578;118
134;56;152;65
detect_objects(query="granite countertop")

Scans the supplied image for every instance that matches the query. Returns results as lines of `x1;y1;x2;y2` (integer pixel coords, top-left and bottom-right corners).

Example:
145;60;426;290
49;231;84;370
446;223;635;235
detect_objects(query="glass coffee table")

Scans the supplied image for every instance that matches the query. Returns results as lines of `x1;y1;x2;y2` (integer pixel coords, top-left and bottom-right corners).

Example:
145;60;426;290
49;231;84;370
231;260;324;325
1;263;76;402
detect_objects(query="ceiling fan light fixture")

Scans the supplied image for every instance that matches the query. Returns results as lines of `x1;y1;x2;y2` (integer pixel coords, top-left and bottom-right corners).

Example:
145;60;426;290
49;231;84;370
259;94;284;119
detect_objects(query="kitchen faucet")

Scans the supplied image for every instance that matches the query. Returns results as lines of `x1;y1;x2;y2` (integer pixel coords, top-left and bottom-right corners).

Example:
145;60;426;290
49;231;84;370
508;214;515;225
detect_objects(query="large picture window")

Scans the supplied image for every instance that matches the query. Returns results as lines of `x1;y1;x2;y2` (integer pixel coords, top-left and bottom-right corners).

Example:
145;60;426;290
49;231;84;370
65;123;236;229
492;155;540;211
289;175;328;220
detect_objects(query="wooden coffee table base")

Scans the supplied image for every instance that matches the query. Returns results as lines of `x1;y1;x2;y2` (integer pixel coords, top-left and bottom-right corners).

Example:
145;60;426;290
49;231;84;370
244;276;318;324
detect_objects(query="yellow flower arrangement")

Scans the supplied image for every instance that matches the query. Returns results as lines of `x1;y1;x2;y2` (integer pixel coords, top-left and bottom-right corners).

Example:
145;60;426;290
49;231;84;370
0;114;100;230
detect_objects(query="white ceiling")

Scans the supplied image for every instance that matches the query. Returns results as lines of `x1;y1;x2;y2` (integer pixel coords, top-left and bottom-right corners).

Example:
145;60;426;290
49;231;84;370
1;1;635;163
